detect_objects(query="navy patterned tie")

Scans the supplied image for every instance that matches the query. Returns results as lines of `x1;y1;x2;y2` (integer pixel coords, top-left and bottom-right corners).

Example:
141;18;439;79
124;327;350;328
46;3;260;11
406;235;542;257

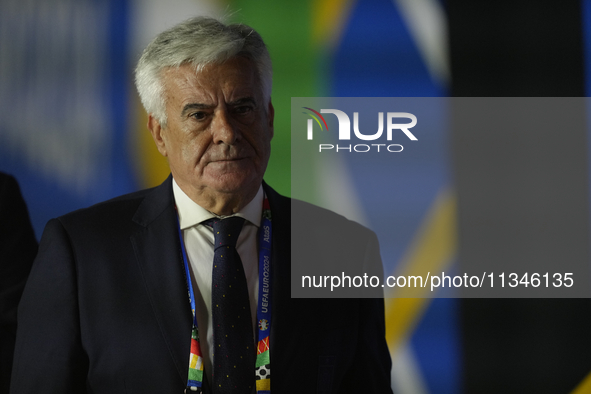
210;217;255;394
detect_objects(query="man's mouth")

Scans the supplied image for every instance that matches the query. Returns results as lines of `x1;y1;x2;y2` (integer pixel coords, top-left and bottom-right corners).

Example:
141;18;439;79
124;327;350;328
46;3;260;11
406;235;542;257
207;157;249;166
213;157;245;162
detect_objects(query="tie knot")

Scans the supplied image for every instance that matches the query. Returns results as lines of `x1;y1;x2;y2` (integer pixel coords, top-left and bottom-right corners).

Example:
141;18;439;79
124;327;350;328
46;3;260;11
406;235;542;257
210;216;245;248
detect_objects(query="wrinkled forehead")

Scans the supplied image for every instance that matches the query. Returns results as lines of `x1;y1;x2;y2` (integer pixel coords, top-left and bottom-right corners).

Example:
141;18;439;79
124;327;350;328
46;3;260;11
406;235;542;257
161;57;264;103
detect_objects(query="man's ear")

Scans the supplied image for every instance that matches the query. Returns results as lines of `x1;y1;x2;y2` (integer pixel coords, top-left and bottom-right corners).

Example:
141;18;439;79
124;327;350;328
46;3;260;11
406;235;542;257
267;100;275;139
148;115;168;157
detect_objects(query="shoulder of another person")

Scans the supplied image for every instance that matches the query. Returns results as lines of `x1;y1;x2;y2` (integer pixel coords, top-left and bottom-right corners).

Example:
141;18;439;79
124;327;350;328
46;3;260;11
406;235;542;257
0;172;24;207
0;171;17;189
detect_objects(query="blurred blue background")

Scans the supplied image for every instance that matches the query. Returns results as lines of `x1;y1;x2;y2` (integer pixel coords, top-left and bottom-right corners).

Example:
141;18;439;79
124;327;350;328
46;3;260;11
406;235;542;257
2;0;591;393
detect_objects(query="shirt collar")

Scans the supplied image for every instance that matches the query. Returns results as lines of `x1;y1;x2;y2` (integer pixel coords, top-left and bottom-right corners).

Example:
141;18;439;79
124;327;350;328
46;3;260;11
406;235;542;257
172;178;263;230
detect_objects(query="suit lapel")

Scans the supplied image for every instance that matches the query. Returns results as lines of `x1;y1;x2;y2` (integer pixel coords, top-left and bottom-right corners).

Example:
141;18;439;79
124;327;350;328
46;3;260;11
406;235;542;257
131;175;192;386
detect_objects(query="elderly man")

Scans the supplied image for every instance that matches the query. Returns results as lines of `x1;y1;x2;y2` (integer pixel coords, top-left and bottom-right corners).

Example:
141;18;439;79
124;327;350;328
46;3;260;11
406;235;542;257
11;17;392;394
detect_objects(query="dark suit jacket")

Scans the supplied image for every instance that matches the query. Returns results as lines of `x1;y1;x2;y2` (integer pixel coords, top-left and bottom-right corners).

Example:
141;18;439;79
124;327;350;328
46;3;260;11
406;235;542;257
0;173;37;394
11;176;392;394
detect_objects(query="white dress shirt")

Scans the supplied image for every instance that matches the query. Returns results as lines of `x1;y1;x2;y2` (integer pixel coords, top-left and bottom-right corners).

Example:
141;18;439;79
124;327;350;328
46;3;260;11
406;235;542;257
172;179;262;379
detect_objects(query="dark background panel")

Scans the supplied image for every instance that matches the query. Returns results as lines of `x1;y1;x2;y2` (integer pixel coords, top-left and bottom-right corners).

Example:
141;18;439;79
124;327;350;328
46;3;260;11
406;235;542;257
449;1;586;97
448;0;591;392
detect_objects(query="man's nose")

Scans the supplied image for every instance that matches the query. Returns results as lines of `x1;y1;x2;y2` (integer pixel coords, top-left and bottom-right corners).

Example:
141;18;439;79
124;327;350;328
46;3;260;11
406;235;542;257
212;110;240;145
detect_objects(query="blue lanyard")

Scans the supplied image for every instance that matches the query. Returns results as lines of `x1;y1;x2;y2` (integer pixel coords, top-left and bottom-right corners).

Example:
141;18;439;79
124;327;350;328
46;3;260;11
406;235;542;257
256;202;272;342
176;198;273;393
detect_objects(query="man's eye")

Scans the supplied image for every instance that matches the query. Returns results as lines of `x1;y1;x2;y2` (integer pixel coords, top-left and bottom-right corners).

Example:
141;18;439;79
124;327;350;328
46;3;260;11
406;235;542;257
191;112;207;120
234;106;253;115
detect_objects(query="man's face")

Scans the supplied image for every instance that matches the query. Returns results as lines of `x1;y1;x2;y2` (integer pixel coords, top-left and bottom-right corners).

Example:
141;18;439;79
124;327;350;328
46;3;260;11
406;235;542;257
149;57;273;210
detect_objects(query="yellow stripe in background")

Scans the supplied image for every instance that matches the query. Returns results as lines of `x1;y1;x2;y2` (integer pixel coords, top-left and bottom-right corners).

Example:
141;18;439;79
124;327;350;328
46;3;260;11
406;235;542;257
311;0;356;49
571;371;591;394
385;187;457;354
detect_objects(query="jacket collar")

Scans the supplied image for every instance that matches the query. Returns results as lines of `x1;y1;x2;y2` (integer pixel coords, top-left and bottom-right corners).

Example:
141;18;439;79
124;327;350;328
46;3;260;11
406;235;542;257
132;174;175;228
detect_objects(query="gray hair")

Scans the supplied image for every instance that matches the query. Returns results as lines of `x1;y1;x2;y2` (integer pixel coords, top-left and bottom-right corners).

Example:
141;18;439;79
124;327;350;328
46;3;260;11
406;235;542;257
135;17;272;126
